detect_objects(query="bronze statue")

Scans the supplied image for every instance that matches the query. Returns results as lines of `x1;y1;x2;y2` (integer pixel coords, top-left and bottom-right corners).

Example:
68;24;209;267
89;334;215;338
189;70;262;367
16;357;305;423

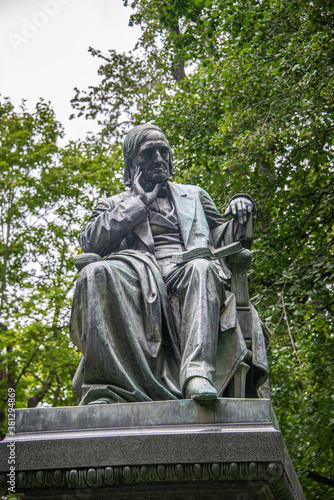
70;124;269;405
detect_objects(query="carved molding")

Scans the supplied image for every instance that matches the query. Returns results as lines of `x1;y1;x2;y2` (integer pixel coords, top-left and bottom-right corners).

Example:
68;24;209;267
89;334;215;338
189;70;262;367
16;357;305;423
0;462;297;499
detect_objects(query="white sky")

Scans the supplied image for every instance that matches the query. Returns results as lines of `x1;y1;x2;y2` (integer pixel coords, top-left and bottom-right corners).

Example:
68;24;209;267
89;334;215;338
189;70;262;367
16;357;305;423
0;0;141;141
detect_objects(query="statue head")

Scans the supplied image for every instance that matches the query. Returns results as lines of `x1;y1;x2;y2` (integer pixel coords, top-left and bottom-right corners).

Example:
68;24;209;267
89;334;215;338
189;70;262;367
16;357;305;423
123;123;175;187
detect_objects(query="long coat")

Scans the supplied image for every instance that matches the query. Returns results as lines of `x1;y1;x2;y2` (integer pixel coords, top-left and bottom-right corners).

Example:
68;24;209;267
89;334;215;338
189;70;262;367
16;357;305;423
70;182;269;404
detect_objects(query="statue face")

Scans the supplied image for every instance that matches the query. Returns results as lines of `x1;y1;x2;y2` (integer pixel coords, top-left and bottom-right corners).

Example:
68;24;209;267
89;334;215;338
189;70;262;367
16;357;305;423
133;130;170;184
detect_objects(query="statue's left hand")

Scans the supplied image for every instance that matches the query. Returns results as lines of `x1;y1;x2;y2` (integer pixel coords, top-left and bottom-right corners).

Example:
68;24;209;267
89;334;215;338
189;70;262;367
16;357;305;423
224;196;254;225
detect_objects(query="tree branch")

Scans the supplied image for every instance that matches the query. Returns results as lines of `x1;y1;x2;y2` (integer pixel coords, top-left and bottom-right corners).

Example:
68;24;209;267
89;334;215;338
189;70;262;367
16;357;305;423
306;470;334;488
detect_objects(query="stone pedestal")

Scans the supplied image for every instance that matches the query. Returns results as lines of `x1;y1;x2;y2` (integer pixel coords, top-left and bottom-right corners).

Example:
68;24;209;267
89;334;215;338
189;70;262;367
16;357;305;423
0;399;305;499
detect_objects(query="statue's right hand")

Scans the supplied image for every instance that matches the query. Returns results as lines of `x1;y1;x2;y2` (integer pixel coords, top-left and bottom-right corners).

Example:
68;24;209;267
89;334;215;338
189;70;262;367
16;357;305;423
224;196;254;225
132;167;161;206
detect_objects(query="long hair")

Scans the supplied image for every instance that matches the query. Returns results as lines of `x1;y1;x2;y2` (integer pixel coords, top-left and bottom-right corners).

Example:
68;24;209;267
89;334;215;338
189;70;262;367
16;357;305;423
123;123;175;187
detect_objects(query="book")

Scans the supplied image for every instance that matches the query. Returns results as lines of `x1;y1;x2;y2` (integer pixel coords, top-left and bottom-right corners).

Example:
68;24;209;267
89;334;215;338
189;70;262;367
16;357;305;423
171;241;242;264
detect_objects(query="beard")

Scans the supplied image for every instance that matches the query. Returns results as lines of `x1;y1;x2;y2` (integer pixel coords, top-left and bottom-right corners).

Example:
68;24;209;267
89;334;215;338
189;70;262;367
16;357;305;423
138;176;170;198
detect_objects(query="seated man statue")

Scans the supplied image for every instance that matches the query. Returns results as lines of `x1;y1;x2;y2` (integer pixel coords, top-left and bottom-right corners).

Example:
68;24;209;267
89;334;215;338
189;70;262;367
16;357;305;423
70;123;269;405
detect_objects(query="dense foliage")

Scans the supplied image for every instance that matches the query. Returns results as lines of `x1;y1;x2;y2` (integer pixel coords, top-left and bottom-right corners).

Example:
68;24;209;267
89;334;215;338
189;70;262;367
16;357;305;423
0;98;123;439
0;98;76;434
72;0;334;496
1;0;333;498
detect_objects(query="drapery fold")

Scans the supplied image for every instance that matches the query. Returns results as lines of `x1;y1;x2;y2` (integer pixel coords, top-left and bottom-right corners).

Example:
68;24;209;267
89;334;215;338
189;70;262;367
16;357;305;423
70;250;269;405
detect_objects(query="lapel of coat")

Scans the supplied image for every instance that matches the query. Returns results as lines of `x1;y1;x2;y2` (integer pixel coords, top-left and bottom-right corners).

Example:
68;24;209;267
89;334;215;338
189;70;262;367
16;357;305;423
169;182;196;248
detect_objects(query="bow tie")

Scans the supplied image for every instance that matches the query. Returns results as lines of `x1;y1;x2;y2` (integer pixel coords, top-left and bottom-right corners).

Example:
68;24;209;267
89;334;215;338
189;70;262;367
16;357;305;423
157;185;169;198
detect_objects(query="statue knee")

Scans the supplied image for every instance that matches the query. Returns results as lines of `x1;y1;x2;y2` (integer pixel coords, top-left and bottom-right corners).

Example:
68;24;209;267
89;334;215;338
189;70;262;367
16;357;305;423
78;260;108;281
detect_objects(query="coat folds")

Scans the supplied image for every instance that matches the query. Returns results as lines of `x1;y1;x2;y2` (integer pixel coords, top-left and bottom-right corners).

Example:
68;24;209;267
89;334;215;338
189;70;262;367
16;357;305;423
70;182;269;404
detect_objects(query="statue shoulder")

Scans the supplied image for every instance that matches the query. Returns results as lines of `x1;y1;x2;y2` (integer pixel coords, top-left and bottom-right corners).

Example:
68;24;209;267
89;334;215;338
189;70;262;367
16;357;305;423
168;182;214;202
168;181;204;196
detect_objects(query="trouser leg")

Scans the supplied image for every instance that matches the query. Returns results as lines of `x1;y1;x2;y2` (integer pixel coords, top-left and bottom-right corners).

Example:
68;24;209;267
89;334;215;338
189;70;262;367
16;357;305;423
167;258;225;392
70;260;180;404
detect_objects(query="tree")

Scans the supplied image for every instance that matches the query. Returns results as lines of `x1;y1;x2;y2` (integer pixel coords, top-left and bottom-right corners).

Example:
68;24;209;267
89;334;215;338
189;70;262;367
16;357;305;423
70;0;334;496
0;98;123;438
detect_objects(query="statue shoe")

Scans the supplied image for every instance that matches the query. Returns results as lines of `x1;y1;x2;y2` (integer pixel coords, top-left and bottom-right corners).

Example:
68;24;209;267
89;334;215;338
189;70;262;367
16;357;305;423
185;377;218;402
87;398;113;405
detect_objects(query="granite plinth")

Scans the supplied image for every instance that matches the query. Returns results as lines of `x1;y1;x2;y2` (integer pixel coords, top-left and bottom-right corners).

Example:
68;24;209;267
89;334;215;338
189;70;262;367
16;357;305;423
0;398;305;499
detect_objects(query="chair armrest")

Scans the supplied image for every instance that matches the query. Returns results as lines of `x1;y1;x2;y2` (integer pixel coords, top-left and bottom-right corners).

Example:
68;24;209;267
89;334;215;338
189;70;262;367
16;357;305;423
228;249;251;307
75;253;102;272
228;248;252;274
229;249;252;341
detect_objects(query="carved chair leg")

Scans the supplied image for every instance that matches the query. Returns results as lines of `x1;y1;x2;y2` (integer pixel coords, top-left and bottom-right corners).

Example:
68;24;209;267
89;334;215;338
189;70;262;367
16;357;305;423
228;360;250;398
228;249;253;398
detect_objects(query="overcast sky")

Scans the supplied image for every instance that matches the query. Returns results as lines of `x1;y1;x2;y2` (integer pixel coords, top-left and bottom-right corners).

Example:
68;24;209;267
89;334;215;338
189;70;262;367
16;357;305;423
0;0;141;141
